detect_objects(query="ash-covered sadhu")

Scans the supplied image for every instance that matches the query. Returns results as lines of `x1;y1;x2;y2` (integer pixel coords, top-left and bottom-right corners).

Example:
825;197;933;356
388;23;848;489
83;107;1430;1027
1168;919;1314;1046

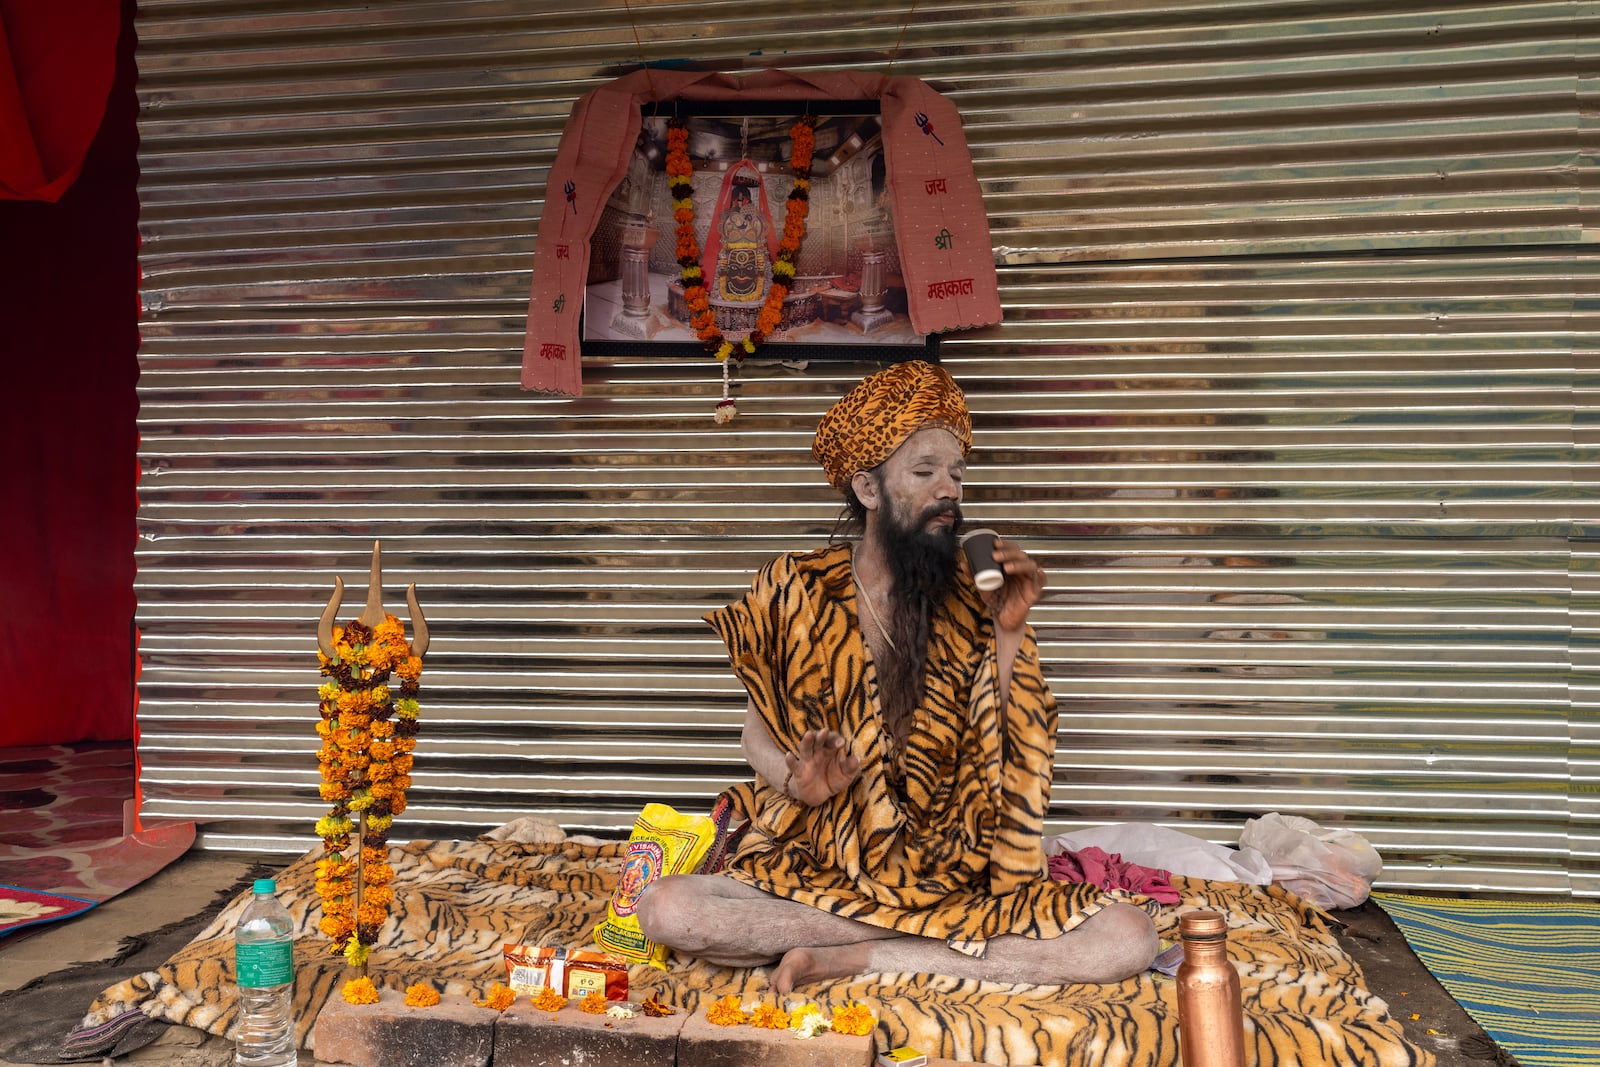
637;360;1158;993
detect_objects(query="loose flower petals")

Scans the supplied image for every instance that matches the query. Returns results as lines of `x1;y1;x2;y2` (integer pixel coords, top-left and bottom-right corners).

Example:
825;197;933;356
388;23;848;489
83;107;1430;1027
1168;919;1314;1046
531;987;569;1012
476;983;516;1011
749;1001;790;1029
404;982;440;1007
705;993;748;1026
640;994;676;1017
830;1001;876;1036
793;1011;830;1039
580;991;610;1014
341;977;380;1005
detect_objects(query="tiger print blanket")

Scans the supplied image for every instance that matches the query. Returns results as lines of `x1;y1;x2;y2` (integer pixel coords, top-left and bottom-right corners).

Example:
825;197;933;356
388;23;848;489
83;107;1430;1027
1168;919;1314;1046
81;833;1432;1066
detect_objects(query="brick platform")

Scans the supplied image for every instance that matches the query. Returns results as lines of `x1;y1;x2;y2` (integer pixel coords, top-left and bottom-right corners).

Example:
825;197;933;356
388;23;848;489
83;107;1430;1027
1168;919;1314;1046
313;987;493;1067
311;993;889;1066
677;1011;874;1067
494;1001;682;1067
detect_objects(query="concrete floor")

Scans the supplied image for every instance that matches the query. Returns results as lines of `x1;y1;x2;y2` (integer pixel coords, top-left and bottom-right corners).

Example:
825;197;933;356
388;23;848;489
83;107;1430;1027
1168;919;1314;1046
0;851;258;1067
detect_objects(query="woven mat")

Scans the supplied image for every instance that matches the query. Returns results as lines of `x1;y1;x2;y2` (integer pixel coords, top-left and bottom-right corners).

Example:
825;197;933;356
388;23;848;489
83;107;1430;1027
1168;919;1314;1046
1375;892;1600;1067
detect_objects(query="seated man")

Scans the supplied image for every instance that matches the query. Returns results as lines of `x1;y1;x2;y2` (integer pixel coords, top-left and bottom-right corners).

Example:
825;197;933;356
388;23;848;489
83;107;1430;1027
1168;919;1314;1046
638;361;1158;994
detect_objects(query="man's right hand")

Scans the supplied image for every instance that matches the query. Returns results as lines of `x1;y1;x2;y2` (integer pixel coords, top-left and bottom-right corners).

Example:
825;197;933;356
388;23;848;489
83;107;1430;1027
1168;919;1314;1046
784;729;862;807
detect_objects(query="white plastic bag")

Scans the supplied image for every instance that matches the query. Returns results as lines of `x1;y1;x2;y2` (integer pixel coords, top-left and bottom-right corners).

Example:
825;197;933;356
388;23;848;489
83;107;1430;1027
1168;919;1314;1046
1238;812;1383;909
1044;823;1274;885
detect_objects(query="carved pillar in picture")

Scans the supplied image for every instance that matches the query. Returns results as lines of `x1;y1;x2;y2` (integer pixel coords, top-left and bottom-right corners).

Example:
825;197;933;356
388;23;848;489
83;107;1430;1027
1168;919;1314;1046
851;248;894;333
612;215;660;338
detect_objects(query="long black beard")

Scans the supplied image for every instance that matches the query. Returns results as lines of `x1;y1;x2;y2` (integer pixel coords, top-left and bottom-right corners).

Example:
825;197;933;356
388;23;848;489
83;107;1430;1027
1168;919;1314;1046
874;502;962;771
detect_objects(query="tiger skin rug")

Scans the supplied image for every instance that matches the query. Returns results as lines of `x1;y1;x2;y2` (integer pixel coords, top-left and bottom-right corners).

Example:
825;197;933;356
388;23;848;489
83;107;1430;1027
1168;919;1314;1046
79;832;1433;1066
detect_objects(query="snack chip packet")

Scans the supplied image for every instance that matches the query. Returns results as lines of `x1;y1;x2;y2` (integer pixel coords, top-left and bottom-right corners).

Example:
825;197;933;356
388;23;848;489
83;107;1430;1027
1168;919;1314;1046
592;802;715;968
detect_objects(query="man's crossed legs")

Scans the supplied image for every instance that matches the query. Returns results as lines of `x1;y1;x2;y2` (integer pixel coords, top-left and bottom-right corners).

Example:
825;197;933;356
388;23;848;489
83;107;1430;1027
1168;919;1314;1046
637;874;1159;995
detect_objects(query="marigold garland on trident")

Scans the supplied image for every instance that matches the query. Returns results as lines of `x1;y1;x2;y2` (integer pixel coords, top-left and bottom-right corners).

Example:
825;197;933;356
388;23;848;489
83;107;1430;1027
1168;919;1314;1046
315;612;423;972
666;114;816;364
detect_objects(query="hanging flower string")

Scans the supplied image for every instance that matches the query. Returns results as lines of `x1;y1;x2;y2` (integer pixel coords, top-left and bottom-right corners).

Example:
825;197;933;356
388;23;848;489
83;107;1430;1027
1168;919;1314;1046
315;615;422;970
667;114;816;365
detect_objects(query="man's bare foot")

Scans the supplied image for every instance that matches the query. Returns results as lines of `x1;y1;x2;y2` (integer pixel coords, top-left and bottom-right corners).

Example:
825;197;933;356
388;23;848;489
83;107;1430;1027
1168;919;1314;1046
770;943;871;995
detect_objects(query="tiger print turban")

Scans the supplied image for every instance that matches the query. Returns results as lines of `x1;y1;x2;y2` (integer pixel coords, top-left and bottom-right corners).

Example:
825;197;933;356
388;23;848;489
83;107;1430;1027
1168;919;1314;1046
812;360;972;492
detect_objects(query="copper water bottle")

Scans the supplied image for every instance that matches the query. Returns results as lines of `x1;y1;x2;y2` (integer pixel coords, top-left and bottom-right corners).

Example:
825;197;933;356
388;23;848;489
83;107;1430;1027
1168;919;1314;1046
1176;909;1246;1067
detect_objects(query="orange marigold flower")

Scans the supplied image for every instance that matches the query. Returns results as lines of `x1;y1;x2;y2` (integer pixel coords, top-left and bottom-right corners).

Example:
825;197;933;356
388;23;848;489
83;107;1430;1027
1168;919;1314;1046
580;990;609;1014
319;781;351;802
476;983;517;1011
640;993;676;1017
318;914;351;939
365;862;395;884
357;900;389;928
361;845;388;865
336;689;370;713
396;655;423;681
531;987;568;1012
705;994;748;1026
363;883;394;907
830;1001;875;1036
749;1001;789;1029
392;793;408;815
341;977;380;1005
404;982;440;1007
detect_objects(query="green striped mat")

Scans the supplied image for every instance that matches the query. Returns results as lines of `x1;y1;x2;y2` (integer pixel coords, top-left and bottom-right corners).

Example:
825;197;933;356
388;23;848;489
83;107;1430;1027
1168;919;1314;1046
1374;892;1600;1067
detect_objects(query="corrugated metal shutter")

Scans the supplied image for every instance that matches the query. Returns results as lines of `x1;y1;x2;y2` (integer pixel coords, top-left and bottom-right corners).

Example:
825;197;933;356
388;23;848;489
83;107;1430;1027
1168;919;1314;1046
133;0;1597;896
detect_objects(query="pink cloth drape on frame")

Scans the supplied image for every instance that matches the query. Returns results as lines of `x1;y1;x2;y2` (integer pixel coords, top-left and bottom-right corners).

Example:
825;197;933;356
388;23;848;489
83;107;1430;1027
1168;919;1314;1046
522;69;1003;396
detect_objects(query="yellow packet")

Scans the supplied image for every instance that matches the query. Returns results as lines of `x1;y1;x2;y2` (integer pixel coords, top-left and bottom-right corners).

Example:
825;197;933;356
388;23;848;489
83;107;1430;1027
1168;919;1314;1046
592;803;714;968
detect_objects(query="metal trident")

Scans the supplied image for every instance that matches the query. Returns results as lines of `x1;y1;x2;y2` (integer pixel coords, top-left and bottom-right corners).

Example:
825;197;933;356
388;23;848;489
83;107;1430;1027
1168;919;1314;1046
316;541;430;658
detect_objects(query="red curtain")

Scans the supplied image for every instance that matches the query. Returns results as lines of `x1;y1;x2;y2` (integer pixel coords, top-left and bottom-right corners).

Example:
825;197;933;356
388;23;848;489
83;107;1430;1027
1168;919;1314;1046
0;1;122;202
0;0;136;746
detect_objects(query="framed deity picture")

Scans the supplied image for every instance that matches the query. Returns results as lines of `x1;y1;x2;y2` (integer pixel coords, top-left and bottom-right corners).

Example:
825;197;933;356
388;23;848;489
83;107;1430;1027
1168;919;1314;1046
579;99;939;361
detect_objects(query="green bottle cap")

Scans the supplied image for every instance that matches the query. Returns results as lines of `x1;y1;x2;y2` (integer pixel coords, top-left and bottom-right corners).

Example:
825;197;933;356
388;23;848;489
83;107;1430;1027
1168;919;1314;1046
254;878;277;894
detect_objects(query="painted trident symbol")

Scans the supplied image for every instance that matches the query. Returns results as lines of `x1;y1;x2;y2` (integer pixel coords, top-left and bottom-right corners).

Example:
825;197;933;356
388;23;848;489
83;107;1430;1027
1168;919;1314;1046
564;179;577;214
914;112;945;146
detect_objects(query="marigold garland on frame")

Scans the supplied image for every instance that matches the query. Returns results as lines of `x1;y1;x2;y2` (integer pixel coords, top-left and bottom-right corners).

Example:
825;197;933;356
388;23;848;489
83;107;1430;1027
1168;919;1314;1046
666;113;816;366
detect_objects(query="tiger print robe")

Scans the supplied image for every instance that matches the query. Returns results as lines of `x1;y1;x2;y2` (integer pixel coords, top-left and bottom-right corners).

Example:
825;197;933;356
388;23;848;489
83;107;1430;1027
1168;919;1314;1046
706;542;1114;956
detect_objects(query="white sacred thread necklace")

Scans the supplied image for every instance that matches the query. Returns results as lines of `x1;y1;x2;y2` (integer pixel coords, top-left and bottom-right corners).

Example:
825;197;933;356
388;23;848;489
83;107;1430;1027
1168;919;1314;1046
853;564;898;655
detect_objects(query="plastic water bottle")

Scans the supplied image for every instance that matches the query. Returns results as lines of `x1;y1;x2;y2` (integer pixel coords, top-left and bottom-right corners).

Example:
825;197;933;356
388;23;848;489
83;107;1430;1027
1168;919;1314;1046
234;877;298;1067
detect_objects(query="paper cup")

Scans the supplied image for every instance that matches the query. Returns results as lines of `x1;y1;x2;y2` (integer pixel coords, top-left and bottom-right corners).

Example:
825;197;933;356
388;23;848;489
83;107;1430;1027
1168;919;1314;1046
960;529;1004;591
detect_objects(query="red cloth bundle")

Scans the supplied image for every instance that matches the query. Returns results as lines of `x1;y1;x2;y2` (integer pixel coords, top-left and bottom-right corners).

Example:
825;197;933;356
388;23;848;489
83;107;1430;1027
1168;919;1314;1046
1048;846;1181;904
